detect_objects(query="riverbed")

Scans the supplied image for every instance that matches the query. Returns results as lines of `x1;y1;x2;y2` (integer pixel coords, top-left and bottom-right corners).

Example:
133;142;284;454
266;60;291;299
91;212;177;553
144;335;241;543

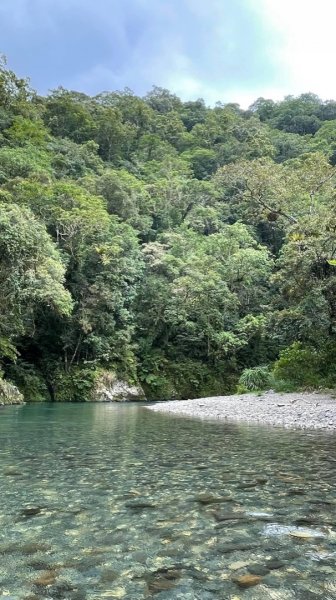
1;403;336;599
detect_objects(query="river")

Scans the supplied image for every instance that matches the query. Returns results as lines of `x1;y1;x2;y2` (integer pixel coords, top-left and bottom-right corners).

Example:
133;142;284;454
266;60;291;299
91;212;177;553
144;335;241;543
1;403;336;599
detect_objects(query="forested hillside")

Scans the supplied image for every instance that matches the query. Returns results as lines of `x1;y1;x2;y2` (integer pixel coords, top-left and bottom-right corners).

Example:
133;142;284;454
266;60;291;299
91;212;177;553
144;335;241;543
0;56;335;401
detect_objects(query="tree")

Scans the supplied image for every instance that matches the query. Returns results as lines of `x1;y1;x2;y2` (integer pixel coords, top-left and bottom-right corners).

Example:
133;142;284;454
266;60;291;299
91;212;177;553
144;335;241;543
4;115;49;146
270;208;336;348
214;153;336;230
137;224;271;396
44;89;96;143
60;218;143;372
83;168;153;236
180;98;207;131
0;203;72;360
0;55;32;111
2;59;336;399
145;86;182;114
181;148;218;180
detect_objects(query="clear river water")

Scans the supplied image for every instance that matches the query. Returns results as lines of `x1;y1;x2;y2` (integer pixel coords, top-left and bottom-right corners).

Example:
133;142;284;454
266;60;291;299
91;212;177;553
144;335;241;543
1;403;336;599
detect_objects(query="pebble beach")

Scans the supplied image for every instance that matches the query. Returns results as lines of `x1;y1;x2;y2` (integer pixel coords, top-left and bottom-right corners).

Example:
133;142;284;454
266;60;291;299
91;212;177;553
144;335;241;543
146;390;336;429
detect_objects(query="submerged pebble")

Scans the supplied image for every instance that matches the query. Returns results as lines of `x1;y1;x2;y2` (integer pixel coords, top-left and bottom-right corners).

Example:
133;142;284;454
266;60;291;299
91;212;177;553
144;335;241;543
1;403;336;599
32;570;57;586
232;573;263;588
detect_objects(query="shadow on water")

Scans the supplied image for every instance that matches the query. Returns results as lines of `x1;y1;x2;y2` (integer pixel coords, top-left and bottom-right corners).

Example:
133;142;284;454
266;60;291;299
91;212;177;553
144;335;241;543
1;402;336;598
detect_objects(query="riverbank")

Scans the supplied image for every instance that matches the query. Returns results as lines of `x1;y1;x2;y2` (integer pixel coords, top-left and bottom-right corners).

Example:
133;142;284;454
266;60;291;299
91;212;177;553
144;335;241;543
146;390;336;429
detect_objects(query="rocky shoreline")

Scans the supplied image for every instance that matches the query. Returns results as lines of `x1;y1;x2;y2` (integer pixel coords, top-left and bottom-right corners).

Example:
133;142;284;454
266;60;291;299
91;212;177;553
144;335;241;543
146;390;336;430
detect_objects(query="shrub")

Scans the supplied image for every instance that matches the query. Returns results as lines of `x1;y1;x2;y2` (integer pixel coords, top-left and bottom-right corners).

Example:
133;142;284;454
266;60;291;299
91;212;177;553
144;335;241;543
273;342;322;388
238;366;272;392
7;362;50;402
140;356;237;400
52;366;98;402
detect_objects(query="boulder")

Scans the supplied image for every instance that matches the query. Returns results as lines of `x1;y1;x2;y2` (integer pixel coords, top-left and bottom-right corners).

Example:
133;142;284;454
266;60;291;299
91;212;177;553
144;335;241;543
0;378;24;406
90;371;146;402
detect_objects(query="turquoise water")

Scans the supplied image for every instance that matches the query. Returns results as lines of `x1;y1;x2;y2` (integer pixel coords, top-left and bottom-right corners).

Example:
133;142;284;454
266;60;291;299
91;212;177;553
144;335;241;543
1;403;336;599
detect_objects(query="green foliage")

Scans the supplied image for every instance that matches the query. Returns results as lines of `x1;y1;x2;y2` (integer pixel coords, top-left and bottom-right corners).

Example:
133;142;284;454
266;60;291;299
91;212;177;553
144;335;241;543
83;168;152;234
273;342;336;389
45;89;96;143
250;93;335;135
238;366;272;392
0;145;51;182
52;366;98;402
49;139;103;179
0;55;31;111
5;115;49;146
1;57;336;400
182;148;218;179
0;202;72;359
7;362;50;402
140;355;236;400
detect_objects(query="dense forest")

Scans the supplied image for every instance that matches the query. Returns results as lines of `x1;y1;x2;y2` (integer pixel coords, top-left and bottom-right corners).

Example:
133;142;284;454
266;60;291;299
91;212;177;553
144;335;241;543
0;56;335;402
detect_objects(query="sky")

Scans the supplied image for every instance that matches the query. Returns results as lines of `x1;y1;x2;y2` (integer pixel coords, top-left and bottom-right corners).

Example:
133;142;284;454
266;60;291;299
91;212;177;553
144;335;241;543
0;0;335;107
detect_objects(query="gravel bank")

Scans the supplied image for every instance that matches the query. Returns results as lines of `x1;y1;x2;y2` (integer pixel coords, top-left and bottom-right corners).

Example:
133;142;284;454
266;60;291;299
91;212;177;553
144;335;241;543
146;391;336;429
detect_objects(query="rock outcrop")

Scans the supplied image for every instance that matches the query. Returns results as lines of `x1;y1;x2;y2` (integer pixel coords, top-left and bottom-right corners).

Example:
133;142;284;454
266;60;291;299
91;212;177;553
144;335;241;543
90;371;146;402
0;378;25;406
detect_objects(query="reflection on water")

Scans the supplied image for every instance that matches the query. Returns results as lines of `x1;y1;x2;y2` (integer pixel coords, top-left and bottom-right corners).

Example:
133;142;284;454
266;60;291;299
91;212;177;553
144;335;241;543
1;403;336;599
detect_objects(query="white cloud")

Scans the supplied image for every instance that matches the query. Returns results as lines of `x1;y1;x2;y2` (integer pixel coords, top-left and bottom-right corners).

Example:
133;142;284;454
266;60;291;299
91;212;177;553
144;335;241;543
165;76;287;108
167;0;336;107
143;0;336;107
2;0;336;106
252;0;336;99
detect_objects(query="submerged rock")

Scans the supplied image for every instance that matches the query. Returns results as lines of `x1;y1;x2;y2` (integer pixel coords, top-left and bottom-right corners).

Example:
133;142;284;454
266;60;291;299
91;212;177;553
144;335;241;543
145;566;182;594
287;488;305;496
196;493;234;505
237;477;268;489
20;506;43;518
33;570;57;587
21;542;51;555
216;541;259;554
267;558;286;570
214;511;247;522
290;530;323;540
248;564;270;576
125;500;156;511
229;560;250;570
232;573;262;588
3;467;23;476
263;523;325;540
90;371;146;402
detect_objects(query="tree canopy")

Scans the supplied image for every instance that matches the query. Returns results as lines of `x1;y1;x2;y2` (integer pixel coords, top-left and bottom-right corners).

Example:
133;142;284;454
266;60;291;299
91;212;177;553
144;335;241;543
1;57;335;399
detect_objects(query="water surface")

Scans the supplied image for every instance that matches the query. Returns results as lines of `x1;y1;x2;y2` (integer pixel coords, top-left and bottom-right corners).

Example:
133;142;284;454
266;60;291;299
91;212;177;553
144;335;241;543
1;403;336;599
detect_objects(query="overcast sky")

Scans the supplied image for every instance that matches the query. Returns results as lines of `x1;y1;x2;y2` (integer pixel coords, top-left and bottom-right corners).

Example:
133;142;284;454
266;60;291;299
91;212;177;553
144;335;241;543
0;0;335;107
